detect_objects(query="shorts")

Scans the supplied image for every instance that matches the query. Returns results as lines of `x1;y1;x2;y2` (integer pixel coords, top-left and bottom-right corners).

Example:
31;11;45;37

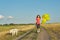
36;24;40;29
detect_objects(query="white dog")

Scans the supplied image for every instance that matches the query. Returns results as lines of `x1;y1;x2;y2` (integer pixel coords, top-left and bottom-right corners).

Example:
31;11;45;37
9;29;18;36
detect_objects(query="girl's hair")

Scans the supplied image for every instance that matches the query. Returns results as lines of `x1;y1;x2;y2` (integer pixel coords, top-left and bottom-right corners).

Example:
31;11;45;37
36;15;41;18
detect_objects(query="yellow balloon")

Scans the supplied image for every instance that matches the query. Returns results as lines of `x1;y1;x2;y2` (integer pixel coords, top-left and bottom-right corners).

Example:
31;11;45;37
42;15;45;19
44;14;49;18
42;18;47;24
44;14;49;17
45;16;50;21
46;17;50;21
42;14;50;21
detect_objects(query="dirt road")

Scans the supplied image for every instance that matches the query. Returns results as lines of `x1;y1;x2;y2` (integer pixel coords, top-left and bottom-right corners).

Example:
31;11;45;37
19;28;50;40
37;28;50;40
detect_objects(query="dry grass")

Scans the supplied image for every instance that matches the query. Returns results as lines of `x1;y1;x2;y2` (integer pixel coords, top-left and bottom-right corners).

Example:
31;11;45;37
1;24;60;40
41;23;60;40
0;25;35;40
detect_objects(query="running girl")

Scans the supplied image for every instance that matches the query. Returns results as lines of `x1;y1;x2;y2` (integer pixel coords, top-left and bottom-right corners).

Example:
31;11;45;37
36;15;41;33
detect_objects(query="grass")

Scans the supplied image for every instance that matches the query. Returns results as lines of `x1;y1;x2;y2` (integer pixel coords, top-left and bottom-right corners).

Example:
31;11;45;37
20;27;38;40
0;24;60;40
0;24;35;40
41;23;60;40
0;31;26;40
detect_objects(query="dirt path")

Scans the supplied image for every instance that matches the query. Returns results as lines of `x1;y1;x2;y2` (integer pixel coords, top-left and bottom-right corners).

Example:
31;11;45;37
17;28;50;40
21;32;37;40
37;28;50;40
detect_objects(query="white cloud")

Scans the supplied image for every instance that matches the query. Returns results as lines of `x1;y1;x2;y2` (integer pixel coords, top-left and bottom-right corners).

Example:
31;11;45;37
8;16;13;19
0;15;4;19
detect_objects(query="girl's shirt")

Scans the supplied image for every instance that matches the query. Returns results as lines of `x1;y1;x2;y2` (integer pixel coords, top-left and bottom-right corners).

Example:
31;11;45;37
36;18;41;24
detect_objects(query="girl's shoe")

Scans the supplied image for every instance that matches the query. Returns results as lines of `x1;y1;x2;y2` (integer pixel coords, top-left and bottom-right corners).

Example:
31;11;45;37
37;29;40;33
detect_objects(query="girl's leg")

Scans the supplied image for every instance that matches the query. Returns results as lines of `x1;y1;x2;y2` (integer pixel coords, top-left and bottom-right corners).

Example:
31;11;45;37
37;24;40;33
38;24;40;32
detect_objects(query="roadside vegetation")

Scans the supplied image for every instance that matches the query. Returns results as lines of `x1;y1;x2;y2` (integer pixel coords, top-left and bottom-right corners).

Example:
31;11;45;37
0;24;35;40
42;23;60;40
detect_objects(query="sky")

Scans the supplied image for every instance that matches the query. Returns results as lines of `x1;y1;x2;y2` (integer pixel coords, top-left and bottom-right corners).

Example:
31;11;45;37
0;0;60;24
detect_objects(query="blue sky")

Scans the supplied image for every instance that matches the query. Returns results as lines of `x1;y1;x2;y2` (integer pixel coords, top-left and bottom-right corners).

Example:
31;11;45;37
0;0;60;24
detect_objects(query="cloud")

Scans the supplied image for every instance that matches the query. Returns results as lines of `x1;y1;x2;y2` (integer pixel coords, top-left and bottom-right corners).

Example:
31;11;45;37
0;15;4;19
8;16;13;19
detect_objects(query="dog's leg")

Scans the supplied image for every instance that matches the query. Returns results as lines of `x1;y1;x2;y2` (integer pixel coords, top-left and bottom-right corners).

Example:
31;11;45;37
16;32;18;35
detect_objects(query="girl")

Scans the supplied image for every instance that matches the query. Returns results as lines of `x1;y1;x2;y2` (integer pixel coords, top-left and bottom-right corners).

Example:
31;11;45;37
36;15;41;33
